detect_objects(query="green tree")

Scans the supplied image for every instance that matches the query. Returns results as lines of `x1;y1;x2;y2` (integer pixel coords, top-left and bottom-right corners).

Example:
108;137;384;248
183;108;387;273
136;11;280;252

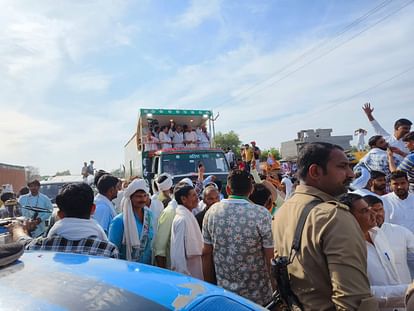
213;131;242;157
260;148;281;162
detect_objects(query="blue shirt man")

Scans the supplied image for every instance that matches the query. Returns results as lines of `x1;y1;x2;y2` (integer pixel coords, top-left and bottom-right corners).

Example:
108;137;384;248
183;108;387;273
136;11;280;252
93;175;119;234
19;180;53;238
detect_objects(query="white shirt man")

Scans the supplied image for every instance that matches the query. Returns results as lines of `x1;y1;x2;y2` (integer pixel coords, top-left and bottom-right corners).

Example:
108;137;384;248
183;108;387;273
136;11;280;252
344;194;408;311
382;172;414;233
225;149;235;168
196;127;210;148
170;184;203;280
367;228;409;311
159;129;172;149
168;128;184;148
184;129;198;148
365;195;414;284
144;132;159;151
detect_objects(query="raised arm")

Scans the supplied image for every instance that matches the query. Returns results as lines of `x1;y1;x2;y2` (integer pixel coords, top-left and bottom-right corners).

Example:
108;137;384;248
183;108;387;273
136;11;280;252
362;103;390;137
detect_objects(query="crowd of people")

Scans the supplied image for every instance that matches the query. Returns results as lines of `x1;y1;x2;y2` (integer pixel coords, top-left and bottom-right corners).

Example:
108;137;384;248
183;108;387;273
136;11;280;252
143;121;211;151
1;103;414;310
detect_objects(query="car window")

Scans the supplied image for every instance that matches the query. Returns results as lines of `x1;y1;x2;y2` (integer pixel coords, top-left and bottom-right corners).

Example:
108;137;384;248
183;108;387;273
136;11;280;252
40;183;65;203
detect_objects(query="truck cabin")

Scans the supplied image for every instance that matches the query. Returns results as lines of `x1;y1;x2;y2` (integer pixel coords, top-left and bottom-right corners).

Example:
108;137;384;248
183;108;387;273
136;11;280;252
150;148;229;196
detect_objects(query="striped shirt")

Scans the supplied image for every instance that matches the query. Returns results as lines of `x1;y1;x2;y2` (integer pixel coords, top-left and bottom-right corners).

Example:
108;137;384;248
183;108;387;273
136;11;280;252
22;235;119;258
398;151;414;181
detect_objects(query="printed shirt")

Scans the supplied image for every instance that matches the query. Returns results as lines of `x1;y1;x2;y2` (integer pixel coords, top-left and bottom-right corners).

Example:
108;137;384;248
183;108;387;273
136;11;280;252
203;198;273;306
370;119;408;160
361;148;399;177
23;235;119;258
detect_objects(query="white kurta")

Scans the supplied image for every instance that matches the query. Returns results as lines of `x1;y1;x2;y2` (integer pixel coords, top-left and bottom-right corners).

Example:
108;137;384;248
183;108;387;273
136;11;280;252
159;132;172;149
169;130;185;148
382;192;414;233
366;231;409;311
379;222;414;283
196;128;210;148
184;131;198;148
170;205;203;280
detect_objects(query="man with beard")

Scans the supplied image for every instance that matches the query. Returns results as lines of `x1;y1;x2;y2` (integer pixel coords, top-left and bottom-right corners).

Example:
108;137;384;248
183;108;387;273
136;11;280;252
362;103;411;161
370;170;388;196
272;142;377;310
108;179;154;264
357;135;399;180
351;169;386;197
388;131;414;192
382;171;414;233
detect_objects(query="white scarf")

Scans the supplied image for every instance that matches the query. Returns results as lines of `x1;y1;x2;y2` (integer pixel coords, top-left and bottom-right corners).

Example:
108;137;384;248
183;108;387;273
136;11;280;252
47;217;107;241
121;179;151;261
176;205;203;256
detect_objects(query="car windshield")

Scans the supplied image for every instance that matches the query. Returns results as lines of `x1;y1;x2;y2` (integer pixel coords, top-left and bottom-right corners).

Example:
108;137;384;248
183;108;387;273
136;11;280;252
40;183;66;203
161;152;228;176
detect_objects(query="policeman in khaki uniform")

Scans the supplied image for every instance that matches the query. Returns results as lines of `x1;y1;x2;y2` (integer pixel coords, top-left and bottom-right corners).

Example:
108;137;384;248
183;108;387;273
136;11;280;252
273;142;378;310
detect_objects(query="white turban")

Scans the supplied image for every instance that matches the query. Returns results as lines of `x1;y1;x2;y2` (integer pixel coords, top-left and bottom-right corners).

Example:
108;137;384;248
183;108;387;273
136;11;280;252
157;173;173;191
121;179;149;261
180;177;193;187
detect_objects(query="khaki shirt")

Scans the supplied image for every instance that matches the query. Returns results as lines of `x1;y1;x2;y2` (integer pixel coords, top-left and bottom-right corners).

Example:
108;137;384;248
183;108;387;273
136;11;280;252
272;185;378;311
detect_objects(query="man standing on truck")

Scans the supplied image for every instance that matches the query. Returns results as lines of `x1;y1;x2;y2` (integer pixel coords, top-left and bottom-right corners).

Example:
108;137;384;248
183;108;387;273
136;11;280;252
197;125;210;148
169;122;185;148
159;126;172;149
144;131;159;151
184;125;198;148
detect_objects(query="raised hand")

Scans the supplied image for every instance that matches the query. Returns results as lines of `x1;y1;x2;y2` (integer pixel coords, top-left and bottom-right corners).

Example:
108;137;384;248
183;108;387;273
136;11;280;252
362;103;374;121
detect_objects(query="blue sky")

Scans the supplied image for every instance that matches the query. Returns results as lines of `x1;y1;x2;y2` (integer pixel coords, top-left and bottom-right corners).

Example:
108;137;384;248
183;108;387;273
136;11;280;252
1;0;413;175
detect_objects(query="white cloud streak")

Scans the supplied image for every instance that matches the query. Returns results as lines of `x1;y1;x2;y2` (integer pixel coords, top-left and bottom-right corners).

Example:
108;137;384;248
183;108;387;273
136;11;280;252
174;0;222;28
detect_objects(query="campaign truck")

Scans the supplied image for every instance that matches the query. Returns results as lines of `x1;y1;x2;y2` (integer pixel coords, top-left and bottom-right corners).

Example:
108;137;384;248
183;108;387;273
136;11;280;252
124;108;229;192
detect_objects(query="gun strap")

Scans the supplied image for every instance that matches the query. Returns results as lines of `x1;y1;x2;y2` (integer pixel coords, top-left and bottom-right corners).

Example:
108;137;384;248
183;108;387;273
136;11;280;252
289;198;322;263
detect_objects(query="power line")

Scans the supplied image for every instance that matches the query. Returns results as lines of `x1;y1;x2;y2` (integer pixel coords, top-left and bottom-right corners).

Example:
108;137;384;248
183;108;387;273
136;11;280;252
289;64;414;125
229;0;395;100
218;0;414;106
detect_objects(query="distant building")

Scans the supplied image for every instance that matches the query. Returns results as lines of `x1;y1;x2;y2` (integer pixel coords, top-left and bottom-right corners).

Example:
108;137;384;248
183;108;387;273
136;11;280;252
280;129;352;160
0;163;26;194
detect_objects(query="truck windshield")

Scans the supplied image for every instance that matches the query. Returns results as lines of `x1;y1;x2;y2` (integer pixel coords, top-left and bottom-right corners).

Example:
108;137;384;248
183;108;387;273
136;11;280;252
161;152;228;176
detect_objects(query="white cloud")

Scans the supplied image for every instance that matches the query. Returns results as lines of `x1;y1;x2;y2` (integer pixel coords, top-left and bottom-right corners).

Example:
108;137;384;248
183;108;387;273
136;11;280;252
66;71;111;92
122;7;414;152
174;0;221;28
1;1;413;175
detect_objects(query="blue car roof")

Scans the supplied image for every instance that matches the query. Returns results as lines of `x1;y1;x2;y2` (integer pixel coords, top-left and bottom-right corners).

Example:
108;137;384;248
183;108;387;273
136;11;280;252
0;251;264;310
